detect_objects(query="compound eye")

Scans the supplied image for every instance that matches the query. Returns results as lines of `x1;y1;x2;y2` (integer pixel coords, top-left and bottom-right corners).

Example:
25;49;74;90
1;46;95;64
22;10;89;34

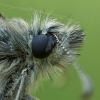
32;34;56;59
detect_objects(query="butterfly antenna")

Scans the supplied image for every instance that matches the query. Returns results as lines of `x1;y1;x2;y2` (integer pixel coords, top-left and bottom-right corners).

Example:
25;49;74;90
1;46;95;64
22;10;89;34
15;68;28;100
54;34;93;98
72;60;93;98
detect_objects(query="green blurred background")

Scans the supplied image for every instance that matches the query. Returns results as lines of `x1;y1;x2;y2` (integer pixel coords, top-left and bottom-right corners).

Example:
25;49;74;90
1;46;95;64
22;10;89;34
0;0;100;100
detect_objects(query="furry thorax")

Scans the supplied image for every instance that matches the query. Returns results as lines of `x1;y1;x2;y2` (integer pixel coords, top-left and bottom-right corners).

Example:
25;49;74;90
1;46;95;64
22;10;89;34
0;12;89;100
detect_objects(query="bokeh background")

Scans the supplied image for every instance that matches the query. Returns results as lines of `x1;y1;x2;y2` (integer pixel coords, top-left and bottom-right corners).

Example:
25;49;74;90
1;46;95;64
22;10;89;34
0;0;100;100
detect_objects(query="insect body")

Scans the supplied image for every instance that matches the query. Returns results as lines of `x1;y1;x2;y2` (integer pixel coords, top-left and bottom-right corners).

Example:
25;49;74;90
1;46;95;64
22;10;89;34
0;12;93;100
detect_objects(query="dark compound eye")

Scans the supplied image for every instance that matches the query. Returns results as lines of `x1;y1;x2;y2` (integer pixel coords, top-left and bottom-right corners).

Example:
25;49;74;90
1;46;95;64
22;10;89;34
32;34;56;59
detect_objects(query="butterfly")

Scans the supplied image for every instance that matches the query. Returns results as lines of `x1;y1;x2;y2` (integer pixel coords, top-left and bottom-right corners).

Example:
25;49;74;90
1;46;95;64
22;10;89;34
0;12;93;100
